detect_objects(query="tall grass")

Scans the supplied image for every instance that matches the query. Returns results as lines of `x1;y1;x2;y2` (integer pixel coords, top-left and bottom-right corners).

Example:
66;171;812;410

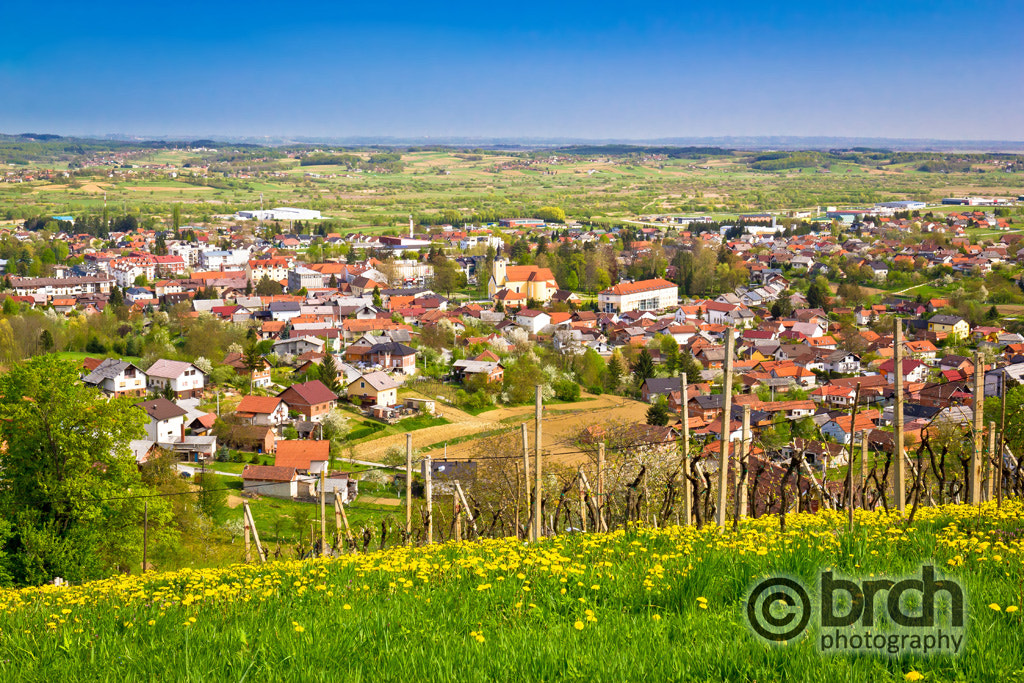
2;501;1023;681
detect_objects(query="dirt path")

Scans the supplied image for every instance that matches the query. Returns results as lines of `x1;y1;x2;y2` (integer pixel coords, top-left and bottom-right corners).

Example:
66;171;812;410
351;392;650;467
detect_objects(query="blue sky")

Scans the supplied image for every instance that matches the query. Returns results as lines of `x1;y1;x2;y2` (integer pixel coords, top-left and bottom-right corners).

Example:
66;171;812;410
1;1;1021;140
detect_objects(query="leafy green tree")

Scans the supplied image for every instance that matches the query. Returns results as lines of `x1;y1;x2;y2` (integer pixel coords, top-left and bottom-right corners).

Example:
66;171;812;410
0;356;154;584
807;276;832;312
256;275;283;297
372;285;383;309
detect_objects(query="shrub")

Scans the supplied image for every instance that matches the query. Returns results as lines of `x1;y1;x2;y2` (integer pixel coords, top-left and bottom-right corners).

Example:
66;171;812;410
554;379;581;402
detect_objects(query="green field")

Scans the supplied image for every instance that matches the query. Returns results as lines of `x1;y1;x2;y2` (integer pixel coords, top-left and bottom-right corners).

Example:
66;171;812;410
1;500;1022;681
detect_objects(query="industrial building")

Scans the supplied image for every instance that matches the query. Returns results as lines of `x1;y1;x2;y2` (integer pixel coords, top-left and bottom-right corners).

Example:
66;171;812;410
236;207;322;221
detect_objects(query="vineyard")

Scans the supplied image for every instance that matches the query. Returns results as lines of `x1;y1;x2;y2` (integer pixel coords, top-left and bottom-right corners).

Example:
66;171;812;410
1;501;1023;681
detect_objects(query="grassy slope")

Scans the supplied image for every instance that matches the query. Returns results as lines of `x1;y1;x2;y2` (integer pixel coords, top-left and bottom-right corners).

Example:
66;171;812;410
2;501;1023;681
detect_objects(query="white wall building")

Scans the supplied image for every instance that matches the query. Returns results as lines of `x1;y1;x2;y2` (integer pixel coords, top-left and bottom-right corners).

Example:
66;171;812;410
598;278;678;314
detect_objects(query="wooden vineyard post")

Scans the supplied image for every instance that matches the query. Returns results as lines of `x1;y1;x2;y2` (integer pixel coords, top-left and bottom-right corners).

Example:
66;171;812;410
680;374;691;526
894;319;906;512
716;331;734;528
320;468;327;556
242;501;266;563
987;422;996;502
999;387;1007;507
522;422;530;537
425;451;433;544
334;494;354;550
534;385;543;541
597;442;607;532
453;494;462;542
578;469;587;532
737;405;751;520
860;433;869;511
971;352;984;505
244;503;251;563
143;500;148;572
846;383;862;527
454;480;478;537
405;433;413;545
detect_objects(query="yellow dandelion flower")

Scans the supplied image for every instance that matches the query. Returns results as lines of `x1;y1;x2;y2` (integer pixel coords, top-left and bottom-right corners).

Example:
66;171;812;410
294;625;305;633
651;614;662;621
905;672;924;682
989;603;1002;612
1007;606;1019;613
343;604;352;610
573;621;585;631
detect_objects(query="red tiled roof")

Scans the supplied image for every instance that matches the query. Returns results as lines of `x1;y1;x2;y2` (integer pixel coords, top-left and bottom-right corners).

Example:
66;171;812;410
275;440;330;469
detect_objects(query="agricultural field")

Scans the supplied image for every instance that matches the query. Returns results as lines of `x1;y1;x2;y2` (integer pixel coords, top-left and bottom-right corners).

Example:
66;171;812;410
2;501;1023;681
2;143;1022;229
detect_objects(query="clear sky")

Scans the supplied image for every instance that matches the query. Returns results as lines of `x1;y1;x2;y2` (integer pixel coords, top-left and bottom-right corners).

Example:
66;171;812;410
1;1;1021;141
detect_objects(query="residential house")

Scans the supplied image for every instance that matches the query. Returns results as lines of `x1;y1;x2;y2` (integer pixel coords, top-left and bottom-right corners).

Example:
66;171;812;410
347;371;401;407
515;309;551;334
452;359;504;384
234;395;289;427
223;352;273;388
137;398;187;444
83;358;148;397
242;465;298;499
274;440;330;474
927;315;970;341
145;359;206;399
368;341;418;375
278;380;339;421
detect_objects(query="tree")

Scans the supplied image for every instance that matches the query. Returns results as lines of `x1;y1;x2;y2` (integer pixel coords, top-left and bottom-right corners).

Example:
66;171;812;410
39;329;54;353
255;275;283;297
807;276;832;312
646;398;670;426
320;348;341;395
678;351;703;384
606;352;623;392
631;349;656;386
372;285;383;309
0;356;154;584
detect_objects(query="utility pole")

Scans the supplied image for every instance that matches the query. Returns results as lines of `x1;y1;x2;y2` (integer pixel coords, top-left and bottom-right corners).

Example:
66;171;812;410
971;352;984;505
893;319;906;512
578;469;587;532
405;433;413;544
680;374;691;526
453;494;462;542
716;331;734;528
425;451;433;544
534;385;543;541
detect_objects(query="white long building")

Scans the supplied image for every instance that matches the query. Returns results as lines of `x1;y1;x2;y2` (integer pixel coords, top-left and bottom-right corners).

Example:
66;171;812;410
598;278;678;314
236;207;322;221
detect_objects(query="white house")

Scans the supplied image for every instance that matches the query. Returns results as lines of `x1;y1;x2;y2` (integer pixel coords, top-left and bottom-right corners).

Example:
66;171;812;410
598;278;678;314
234;395;289;427
83;358;148;397
146;359;206;399
137;398;187;444
515;309;551;334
